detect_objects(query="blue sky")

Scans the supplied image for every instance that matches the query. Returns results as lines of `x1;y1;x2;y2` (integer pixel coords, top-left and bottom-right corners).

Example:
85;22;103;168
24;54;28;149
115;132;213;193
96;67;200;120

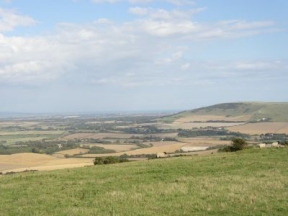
0;0;287;113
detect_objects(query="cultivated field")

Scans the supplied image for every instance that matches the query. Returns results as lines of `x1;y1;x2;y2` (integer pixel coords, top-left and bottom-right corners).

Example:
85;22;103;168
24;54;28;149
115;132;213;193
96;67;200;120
0;153;93;173
55;148;90;156
0;135;57;145
80;138;224;158
80;144;138;152
177;138;231;146
1;106;288;174
228;122;288;134
82;141;188;157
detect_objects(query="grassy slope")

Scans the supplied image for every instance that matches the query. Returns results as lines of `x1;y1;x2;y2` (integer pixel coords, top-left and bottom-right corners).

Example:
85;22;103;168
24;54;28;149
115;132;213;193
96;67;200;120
162;102;288;122
0;148;288;215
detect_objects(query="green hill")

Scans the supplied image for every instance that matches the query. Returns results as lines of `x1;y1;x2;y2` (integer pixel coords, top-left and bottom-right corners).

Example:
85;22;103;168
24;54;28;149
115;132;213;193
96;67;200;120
162;102;288;122
0;148;288;215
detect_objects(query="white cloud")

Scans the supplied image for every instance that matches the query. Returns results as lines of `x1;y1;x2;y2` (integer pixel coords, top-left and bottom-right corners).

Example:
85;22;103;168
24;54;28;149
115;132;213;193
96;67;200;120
0;8;37;32
181;63;190;70
129;7;148;15
219;20;274;30
0;5;283;87
91;0;119;3
166;0;194;6
202;60;288;80
196;20;275;39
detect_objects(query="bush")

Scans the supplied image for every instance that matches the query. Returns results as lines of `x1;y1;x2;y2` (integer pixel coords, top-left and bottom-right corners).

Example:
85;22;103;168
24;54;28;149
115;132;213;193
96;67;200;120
88;146;116;154
94;156;129;165
231;137;247;151
219;138;247;152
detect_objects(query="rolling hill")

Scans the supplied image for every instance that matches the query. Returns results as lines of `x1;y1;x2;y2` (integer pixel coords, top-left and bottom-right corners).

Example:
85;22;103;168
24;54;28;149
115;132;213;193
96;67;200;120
162;102;288;123
0;148;287;215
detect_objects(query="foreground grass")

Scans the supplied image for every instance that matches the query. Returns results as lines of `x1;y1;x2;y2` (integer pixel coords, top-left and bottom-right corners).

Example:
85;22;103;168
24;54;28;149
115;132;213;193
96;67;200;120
0;148;288;215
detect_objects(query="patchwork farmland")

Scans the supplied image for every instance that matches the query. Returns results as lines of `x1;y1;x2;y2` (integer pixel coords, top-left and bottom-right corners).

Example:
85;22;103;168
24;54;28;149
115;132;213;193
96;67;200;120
1;102;288;173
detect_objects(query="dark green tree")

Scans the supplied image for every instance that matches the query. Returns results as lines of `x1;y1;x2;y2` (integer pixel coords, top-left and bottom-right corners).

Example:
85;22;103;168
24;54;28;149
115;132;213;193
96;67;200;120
230;137;247;151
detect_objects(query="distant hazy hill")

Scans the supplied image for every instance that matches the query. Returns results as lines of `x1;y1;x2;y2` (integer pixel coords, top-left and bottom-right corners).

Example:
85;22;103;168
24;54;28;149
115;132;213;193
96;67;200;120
162;102;288;123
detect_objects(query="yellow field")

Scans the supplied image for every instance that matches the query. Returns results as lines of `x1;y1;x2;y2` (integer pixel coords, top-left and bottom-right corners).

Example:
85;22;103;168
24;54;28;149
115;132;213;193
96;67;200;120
227;122;288;134
177;138;230;146
82;138;224;158
82;142;186;158
81;144;138;152
55;148;90;156
0;137;228;173
0;153;93;173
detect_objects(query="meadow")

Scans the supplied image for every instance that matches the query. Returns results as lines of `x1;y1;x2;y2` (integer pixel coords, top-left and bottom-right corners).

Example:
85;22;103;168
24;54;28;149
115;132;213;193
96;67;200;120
0;148;287;215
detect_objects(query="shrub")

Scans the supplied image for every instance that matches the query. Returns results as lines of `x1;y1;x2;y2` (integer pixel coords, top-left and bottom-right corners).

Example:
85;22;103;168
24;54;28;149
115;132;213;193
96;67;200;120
218;138;247;152
231;137;247;151
94;156;129;165
94;157;105;165
88;146;116;154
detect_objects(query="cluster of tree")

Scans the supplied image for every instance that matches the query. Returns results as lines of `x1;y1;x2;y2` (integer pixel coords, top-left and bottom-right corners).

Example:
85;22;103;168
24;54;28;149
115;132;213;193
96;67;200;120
1;126;27;131
0;140;80;155
135;143;153;148
278;140;288;145
97;115;157;124
178;129;248;138
93;156;129;165
82;146;116;154
131;135;162;142
218;138;247;152
64;123;115;132
131;135;177;142
86;138;113;144
121;126;175;134
0;145;32;155
119;153;157;159
260;133;288;141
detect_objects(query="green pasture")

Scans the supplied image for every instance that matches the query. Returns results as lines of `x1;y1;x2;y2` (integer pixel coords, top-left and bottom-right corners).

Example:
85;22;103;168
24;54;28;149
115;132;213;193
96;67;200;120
0;148;287;215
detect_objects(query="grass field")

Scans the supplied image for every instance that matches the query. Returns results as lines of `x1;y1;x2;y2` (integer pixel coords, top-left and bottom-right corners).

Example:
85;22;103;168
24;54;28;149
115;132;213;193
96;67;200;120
0;130;65;145
0;134;58;145
161;102;288;123
0;148;287;215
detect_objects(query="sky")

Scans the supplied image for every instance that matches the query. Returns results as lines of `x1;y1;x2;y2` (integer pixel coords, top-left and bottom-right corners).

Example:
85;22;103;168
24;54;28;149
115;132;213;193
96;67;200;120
0;0;287;113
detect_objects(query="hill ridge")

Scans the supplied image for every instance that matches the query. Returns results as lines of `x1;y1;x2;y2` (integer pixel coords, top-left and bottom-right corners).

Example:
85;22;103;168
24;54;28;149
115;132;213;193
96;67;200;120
162;102;288;123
